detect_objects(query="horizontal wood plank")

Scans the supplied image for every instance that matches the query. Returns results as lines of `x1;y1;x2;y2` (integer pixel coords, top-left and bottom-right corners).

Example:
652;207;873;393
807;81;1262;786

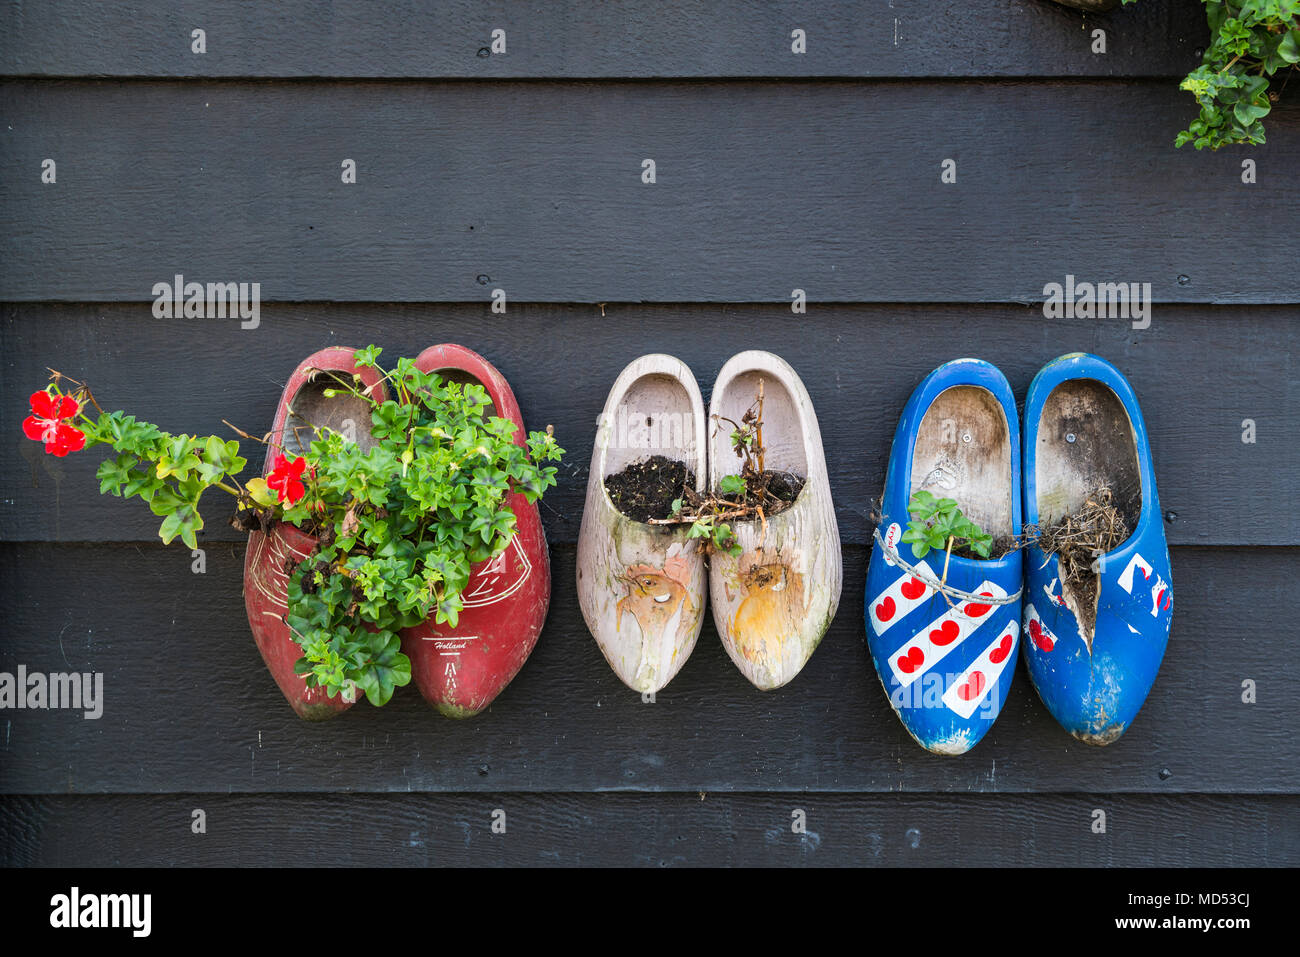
3;792;1294;867
0;1;1206;80
2;80;1297;304
2;303;1294;546
0;542;1293;795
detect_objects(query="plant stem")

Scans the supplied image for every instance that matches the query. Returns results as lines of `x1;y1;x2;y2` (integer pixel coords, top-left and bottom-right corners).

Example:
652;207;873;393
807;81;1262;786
941;535;954;588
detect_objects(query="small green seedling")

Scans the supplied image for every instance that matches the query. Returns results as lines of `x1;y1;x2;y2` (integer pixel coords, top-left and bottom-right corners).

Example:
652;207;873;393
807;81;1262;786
718;474;748;497
683;511;741;556
902;490;994;589
668;473;748;556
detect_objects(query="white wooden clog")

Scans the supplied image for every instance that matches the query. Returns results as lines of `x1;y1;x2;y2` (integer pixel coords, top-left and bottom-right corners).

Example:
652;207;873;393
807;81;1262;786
577;354;709;694
708;351;842;690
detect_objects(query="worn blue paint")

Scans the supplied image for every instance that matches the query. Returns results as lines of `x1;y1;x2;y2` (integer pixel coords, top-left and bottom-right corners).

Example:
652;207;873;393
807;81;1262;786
865;359;1023;756
1021;353;1173;746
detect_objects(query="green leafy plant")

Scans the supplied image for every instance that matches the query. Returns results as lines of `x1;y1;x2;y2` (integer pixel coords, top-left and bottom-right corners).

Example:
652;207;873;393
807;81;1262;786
901;490;994;589
1124;0;1299;148
22;351;564;707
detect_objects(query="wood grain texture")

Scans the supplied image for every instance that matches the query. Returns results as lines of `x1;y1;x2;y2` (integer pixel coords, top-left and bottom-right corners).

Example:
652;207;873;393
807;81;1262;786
3;792;1295;866
3;80;1297;304
2;303;1294;546
0;542;1293;795
0;1;1206;79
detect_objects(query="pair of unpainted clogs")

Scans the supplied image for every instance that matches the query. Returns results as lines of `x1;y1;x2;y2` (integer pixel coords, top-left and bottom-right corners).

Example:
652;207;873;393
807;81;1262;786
581;351;1171;754
578;351;843;693
244;344;551;720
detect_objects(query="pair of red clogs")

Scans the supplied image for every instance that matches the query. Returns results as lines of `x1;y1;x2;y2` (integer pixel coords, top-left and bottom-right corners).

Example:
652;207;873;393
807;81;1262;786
243;344;550;720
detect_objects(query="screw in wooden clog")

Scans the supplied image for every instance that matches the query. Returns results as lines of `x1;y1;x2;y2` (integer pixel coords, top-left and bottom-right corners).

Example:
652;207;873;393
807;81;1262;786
577;355;708;694
243;347;388;720
707;351;842;691
1021;353;1172;745
865;359;1023;755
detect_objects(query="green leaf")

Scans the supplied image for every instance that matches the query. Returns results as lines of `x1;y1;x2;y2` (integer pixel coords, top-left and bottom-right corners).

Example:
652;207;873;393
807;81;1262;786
354;344;383;368
158;502;203;548
1279;30;1300;64
719;474;748;496
1233;99;1271;125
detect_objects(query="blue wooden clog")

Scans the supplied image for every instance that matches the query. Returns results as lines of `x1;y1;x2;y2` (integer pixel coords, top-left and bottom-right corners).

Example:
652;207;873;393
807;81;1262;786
1021;353;1172;746
866;359;1023;755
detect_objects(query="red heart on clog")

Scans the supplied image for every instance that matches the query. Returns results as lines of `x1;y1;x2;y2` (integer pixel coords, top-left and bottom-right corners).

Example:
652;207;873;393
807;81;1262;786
900;577;926;600
896;646;924;674
965;592;995;617
989;633;1013;664
1029;618;1054;652
929;620;960;646
957;670;986;702
875;596;896;622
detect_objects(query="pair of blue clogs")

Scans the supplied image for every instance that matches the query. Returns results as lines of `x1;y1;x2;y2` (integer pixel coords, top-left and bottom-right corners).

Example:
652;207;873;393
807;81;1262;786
865;354;1172;754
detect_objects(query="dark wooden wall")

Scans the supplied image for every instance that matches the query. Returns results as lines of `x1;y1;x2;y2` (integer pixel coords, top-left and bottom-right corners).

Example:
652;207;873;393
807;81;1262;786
2;0;1297;867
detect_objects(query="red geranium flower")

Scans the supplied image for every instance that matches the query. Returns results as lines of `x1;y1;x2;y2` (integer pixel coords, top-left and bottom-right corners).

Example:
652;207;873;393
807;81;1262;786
266;453;309;505
22;391;86;457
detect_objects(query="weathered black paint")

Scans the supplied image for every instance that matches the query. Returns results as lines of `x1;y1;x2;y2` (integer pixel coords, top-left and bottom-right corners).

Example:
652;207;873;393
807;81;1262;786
2;81;1297;304
2;303;1296;546
0;0;1206;79
0;542;1292;794
4;792;1296;867
1;0;1294;867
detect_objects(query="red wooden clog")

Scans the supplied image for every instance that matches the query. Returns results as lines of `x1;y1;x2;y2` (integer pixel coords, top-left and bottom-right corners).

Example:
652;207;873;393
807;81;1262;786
400;344;552;718
243;346;388;720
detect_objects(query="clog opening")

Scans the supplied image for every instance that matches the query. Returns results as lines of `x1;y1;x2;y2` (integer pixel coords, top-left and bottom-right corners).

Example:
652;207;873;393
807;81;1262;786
1035;377;1143;645
603;372;699;480
709;369;808;494
909;385;1013;542
283;370;380;457
1034;378;1141;534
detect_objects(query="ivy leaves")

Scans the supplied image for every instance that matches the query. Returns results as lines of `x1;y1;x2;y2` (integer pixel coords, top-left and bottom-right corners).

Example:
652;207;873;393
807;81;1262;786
277;356;563;706
70;349;565;708
1141;0;1300;149
89;411;246;549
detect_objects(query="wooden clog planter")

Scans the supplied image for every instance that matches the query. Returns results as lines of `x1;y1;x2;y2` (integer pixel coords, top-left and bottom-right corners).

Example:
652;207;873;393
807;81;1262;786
864;359;1024;755
577;355;708;694
400;345;552;718
708;351;842;691
1021;353;1172;745
243;347;387;720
